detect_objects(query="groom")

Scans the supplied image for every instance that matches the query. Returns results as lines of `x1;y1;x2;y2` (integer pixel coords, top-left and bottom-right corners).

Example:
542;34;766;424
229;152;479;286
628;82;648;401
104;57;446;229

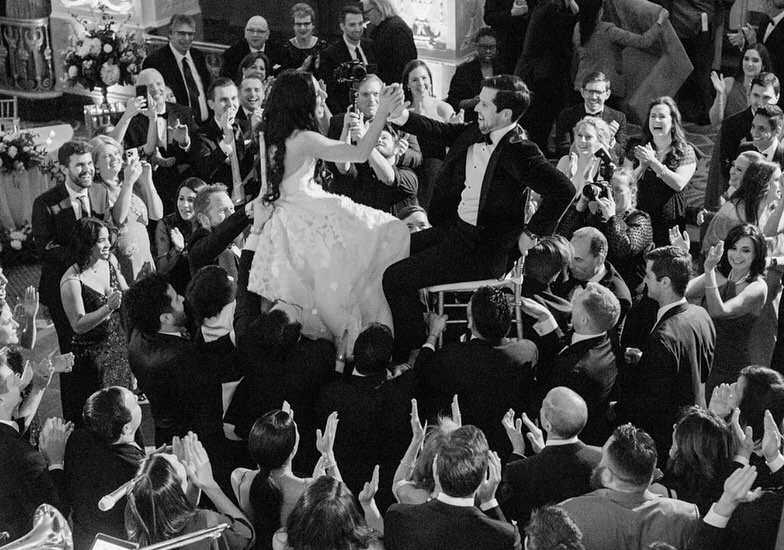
383;74;575;360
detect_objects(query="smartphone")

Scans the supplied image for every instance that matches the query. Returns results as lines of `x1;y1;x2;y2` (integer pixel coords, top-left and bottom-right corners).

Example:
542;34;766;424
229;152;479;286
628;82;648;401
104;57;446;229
135;84;148;99
125;148;139;164
91;533;139;550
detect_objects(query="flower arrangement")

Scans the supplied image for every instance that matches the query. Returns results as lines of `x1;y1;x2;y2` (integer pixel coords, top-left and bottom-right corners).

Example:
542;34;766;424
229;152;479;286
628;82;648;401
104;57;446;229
0;222;36;267
61;2;146;91
0;131;48;175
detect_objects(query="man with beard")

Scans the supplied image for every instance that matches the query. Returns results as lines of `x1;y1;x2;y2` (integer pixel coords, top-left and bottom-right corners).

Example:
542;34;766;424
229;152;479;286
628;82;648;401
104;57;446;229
32;140;102;423
560;423;699;550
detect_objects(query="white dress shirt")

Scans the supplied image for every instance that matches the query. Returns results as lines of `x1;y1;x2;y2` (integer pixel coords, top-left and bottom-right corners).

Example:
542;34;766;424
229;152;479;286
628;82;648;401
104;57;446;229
760;138;780;162
170;44;208;121
655;297;687;327
764;11;784;42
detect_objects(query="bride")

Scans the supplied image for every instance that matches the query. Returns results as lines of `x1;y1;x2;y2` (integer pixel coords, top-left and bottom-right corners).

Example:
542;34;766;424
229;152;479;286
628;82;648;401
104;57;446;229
248;70;410;351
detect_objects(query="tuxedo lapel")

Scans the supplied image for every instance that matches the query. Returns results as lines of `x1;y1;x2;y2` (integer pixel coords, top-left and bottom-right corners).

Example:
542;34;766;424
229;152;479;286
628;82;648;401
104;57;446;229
651;302;688;334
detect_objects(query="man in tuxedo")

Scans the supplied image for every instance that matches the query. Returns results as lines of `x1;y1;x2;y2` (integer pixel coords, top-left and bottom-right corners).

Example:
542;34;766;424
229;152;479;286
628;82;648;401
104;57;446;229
64;387;145;549
739;104;784;167
385;425;522;550
554;71;628;159
615;246;715;465
383;75;575;360
142;14;211;124
320;5;377;115
221;15;283;80
499;387;602;527
191;78;259;204
235;73;264;128
414;286;537;461
525;282;619;445
32;140;100;422
705;72;779;210
123;68;197;214
561;424;700;549
0;360;69;542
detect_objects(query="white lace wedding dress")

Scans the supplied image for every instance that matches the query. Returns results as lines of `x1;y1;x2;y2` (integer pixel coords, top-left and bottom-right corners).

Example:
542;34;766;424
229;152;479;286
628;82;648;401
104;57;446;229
248;158;410;347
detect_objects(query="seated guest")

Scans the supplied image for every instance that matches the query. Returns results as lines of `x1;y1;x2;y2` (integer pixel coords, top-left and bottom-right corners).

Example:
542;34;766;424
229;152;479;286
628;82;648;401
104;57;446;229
235;73;265;128
274;476;384;550
561;424;699;550
125;436;254;549
0;355;70;542
499;387;602;526
558;169;653;298
190;78;259;204
555;116;614;198
222;16;282;80
280;3;322;73
555;72;628;159
188;184;253;281
709;44;772;125
650;406;734;515
385;425;521;550
415;287;537;461
524;283;620;445
237;52;273;85
446;27;504;123
316;323;414;511
64;386;145;549
121;68;197;214
740;104;784;165
320;5;377;115
616;246;715;465
524;505;585;550
397;204;430;233
155;177;207;296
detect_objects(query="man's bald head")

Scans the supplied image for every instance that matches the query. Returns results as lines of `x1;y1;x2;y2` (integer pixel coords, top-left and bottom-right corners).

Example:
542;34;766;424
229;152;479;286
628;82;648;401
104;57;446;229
136;68;166;103
245;16;269;50
542;387;588;439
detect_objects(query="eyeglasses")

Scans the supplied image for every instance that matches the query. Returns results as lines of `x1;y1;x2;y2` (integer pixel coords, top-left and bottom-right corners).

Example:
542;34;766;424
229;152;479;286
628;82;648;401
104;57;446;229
246;28;268;34
582;88;607;96
294;21;313;27
476;44;497;51
172;30;195;37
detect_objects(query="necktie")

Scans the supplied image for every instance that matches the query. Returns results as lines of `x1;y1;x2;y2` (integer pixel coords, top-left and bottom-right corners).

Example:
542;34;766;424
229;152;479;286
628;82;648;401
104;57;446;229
228;125;244;204
181;57;201;118
77;194;89;219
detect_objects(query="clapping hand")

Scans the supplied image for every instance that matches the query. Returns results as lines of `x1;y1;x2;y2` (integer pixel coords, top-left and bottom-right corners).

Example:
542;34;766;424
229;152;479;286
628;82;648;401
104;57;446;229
633;143;657;166
410;399;426;442
730;408;755;461
709;383;740;418
711;72;727;96
476;451;502;504
39;417;74;466
502;409;526;455
668;226;691;253
358;464;380;505
704;241;724;272
106;290;122;312
39;349;74;375
282;400;293;418
182;432;217;490
168;119;190;146
381;84;407;120
317;411;339;457
521;412;545;454
608;119;620;138
761;409;783;463
715;465;761;517
170;227;185;251
451;394;462;426
22;285;39;318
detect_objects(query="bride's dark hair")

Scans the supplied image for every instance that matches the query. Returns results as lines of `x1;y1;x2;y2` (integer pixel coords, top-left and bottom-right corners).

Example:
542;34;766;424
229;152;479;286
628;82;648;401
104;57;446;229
262;70;321;202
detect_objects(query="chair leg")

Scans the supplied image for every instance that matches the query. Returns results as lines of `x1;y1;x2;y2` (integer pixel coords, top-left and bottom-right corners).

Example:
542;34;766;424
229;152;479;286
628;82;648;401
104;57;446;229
437;291;445;348
514;283;524;341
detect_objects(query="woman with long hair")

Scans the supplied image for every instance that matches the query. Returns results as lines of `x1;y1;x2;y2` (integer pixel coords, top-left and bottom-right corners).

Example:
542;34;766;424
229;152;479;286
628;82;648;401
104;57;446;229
155;177;207;296
709;44;772;124
125;435;253;549
626;96;696;246
246;70;408;354
60;218;132;415
682;224;767;396
556;116;613;198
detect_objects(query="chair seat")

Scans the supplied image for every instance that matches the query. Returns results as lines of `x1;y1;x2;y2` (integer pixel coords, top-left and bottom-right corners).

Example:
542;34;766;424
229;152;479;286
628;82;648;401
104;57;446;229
425;275;522;293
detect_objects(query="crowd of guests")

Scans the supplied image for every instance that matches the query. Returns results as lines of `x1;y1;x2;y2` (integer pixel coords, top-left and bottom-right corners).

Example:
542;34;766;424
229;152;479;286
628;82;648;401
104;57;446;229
5;0;784;548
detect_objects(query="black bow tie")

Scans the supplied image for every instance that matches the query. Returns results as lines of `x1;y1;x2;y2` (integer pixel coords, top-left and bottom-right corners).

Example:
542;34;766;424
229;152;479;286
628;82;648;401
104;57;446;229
157;113;167;118
475;133;493;146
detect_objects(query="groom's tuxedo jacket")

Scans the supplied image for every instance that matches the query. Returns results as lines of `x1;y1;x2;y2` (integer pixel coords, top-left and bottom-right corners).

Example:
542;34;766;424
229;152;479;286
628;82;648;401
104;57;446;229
397;112;574;277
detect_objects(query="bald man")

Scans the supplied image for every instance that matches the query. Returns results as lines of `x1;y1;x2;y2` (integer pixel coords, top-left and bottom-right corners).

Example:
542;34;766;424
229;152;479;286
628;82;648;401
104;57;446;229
221;15;283;79
498;387;601;527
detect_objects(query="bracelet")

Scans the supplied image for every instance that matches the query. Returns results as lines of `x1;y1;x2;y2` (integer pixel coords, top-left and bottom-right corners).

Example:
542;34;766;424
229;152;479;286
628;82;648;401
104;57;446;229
704;285;718;290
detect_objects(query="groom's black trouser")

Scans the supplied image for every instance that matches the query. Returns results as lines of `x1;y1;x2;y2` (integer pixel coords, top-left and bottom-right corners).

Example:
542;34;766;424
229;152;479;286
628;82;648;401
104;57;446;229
383;221;495;359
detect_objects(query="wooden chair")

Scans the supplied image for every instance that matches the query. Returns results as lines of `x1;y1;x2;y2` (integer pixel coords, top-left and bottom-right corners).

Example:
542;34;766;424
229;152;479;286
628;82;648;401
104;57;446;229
0;97;19;132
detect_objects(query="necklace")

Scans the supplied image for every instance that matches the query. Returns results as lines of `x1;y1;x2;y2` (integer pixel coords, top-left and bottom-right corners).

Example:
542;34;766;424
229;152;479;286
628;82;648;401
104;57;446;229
728;268;750;284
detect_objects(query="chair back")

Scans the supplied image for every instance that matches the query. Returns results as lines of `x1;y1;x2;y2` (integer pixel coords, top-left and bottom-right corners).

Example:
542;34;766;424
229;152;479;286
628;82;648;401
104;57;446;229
0;97;19;132
83;102;125;136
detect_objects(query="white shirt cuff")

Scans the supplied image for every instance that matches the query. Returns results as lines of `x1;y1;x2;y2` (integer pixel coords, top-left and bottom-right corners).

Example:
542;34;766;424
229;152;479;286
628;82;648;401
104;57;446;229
733;455;750;466
480;499;499;511
219;140;234;156
47;463;64;471
533;315;558;336
703;504;731;528
766;454;784;473
422;342;436;351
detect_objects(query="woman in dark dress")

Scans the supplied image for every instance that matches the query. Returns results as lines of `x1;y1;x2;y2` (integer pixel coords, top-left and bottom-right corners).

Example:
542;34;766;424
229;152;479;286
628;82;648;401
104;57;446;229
625;96;696;247
155;177;206;296
60;218;131;415
281;3;322;73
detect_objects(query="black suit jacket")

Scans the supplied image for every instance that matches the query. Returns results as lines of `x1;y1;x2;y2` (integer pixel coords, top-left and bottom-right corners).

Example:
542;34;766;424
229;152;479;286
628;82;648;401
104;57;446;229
220;37;285;79
757;16;784;108
716;106;755;190
142;45;211;122
554;103;629;158
739;140;784;169
536;331;617;445
63;429;145;549
398;112;575;277
446;58;505;123
188;205;251;281
499;441;602;527
368;15;416;88
386;499;521;550
415;339;536;461
320;36;377;114
191;117;258;199
617;301;715;458
0;423;66;542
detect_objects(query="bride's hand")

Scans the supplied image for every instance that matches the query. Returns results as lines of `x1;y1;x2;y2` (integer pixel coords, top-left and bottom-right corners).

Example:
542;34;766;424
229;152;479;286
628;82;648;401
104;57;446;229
379;83;405;119
249;194;274;234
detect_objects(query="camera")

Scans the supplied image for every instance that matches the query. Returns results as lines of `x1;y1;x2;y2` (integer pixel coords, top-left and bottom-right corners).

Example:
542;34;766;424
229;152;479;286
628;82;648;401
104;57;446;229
594;147;615;183
335;60;371;83
582;181;611;200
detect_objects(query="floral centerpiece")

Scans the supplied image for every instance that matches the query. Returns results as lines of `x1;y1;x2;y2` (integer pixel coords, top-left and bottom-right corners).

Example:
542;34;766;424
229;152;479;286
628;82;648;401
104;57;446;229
0;131;48;175
0;222;36;267
61;2;146;103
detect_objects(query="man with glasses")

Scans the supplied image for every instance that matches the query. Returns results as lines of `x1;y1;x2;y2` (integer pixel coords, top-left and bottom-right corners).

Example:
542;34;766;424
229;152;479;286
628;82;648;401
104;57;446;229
221;15;283;80
554;71;628;158
143;13;211;123
447;27;505;123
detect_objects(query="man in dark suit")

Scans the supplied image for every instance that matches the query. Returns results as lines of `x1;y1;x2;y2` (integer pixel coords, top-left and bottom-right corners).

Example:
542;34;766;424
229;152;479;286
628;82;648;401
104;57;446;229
142;13;211;124
0;361;69;543
554;71;628;159
221;15;284;80
123;68;198;214
415;287;537;461
191;78;259;204
704;72;779;210
446;27;505;123
484;0;529;76
616;246;715;465
32;140;101;423
526;282;620;446
315;323;413;512
385;425;522;550
64;387;145;550
739;104;784;168
499;387;602;527
320;5;377;115
383;75;575;360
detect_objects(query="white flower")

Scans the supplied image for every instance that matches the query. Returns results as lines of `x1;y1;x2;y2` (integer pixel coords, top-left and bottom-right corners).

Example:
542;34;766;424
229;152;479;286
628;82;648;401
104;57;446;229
9;231;23;240
7;145;17;158
103;44;113;54
14;161;24;171
68;65;79;79
10;240;21;250
100;62;120;86
77;41;92;57
89;38;102;56
126;63;137;75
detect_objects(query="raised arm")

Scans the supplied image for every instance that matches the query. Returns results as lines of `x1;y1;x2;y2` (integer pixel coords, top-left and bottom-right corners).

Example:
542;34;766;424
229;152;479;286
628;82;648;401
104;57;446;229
701;242;767;319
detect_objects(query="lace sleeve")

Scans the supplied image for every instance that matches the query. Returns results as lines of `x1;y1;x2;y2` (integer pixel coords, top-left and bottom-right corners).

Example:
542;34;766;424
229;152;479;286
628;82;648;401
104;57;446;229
603;210;653;258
